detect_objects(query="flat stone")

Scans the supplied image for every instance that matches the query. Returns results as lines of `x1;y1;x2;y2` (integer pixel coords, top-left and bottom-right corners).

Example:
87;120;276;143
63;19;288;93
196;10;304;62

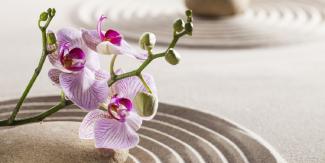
0;122;129;163
185;0;251;17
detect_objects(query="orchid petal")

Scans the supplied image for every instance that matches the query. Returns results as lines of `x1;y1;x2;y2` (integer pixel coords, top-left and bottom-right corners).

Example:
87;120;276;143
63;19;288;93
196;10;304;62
134;92;159;121
57;28;83;49
111;73;157;100
95;40;147;60
94;118;139;149
126;112;142;131
96;41;113;55
48;51;65;69
48;69;63;85
95;69;109;81
59;68;109;111
79;109;107;139
81;29;101;52
85;51;101;71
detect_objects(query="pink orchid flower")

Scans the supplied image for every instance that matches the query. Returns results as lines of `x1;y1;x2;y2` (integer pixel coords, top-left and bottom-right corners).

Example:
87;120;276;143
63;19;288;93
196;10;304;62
48;28;109;111
81;15;147;60
79;72;157;149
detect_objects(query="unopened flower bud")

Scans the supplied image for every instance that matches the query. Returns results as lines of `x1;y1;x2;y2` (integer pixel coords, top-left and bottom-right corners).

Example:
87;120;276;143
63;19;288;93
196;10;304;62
39;12;48;21
185;22;193;36
185;10;193;23
186;10;193;17
173;19;185;33
47;8;52;15
139;32;156;50
165;48;181;65
47;31;57;45
134;92;158;120
50;8;56;17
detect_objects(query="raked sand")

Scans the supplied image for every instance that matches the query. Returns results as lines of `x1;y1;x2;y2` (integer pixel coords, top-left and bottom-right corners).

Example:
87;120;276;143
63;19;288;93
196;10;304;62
0;122;128;163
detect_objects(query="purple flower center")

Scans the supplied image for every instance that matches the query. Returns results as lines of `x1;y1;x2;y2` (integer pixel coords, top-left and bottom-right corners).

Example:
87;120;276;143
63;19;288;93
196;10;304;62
108;95;132;122
97;15;122;46
59;42;86;71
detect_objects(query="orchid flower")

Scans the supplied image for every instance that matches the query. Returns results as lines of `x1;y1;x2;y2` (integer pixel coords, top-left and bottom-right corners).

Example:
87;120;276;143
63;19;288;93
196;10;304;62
79;72;157;149
81;15;147;60
48;28;109;111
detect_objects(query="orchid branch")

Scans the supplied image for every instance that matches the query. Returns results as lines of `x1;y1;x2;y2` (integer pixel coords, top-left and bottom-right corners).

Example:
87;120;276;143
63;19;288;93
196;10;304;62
7;8;56;125
0;97;72;126
110;54;118;78
137;74;153;94
107;30;188;87
0;10;193;127
107;10;192;87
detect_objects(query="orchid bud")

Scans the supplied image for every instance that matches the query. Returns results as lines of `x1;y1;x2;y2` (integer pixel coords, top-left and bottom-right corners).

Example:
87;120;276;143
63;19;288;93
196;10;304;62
50;8;56;17
134;92;158;120
186;10;193;24
173;19;185;32
186;10;193;17
165;48;181;65
185;22;193;36
139;32;156;50
47;8;52;16
39;12;48;21
47;32;57;45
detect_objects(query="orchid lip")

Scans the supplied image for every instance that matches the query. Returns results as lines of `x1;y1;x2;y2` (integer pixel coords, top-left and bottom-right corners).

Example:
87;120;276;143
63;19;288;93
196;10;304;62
59;43;86;72
108;96;132;122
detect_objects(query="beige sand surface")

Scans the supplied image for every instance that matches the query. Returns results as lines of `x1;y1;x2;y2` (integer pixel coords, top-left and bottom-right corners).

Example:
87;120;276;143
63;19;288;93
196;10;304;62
0;122;128;163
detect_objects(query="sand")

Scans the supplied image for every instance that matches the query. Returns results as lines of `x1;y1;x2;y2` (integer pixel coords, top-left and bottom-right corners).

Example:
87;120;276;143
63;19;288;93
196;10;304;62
0;122;128;163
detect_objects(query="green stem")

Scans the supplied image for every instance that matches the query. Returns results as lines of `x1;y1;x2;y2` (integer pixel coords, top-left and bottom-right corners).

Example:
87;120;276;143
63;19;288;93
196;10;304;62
138;74;153;94
8;12;55;124
0;100;72;126
42;16;54;30
110;54;117;78
108;31;186;87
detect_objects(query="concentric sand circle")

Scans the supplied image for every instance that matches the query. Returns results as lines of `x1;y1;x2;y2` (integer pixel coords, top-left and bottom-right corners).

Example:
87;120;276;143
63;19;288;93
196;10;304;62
0;96;286;162
72;0;325;48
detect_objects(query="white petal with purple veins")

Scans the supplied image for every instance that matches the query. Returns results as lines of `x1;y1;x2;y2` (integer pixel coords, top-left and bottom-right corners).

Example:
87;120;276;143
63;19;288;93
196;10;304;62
59;68;109;111
79;109;107;139
48;69;63;85
111;73;157;100
85;50;101;71
81;29;101;52
94;118;139;149
96;40;147;60
126;112;142;131
95;69;109;81
47;44;63;68
57;28;83;48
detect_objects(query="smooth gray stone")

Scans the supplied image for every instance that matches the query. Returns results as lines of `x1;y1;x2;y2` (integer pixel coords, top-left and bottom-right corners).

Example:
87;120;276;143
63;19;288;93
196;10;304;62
185;0;251;17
